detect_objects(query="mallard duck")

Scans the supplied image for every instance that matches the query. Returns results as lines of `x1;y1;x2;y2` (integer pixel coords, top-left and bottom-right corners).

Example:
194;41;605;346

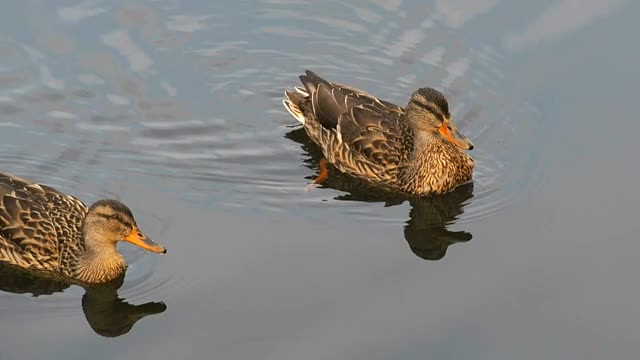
283;70;475;195
0;172;166;284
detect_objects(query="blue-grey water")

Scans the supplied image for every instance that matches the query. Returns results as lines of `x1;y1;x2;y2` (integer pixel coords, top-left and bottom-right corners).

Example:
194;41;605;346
0;1;638;359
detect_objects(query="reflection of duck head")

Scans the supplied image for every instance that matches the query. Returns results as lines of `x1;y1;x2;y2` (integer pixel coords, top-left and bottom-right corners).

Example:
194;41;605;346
286;127;474;261
404;183;473;260
81;276;167;337
0;263;166;337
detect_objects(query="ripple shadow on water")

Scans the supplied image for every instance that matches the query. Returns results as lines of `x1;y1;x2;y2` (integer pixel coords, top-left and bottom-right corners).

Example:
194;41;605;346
286;127;474;261
0;264;166;337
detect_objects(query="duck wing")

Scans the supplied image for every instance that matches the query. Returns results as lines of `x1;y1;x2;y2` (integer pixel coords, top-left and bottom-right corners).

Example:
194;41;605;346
299;71;407;172
299;70;404;129
0;172;84;270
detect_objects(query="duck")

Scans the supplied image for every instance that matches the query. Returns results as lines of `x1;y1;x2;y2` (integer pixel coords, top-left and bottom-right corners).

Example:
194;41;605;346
0;171;166;284
283;70;475;195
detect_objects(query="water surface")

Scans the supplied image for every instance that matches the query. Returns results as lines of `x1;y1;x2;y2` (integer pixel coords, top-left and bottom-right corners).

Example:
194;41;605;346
0;1;639;359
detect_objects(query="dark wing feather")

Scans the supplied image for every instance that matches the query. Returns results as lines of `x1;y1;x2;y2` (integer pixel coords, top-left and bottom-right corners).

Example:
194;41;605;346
299;70;404;128
338;105;404;170
332;83;405;114
299;70;331;95
300;71;341;128
298;70;407;172
312;83;342;129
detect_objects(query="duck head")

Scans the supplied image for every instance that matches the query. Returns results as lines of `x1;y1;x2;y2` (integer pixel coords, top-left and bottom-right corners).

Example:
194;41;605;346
405;87;474;150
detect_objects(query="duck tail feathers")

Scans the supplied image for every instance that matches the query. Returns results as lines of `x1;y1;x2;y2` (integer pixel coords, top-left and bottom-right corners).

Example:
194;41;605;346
283;90;306;124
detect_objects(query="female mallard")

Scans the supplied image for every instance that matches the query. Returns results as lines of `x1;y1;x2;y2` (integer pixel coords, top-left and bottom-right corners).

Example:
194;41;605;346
283;70;475;195
0;172;166;283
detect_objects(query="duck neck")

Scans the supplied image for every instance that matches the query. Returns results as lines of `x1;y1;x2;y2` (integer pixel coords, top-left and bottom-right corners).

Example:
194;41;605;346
408;131;443;176
413;130;439;156
73;234;126;284
400;131;471;195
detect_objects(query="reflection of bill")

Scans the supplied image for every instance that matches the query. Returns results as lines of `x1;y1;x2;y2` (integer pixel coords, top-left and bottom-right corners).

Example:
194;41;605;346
0;264;166;337
286;127;474;261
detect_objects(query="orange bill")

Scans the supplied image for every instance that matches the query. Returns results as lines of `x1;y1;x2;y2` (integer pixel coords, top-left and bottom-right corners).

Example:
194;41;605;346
125;227;167;254
438;121;474;150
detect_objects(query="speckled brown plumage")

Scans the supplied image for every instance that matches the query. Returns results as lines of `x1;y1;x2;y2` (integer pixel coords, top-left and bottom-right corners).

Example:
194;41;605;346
0;172;166;284
283;70;475;195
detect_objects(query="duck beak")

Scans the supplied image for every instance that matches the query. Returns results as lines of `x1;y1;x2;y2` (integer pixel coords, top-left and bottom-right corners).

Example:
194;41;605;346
438;121;474;150
125;227;167;254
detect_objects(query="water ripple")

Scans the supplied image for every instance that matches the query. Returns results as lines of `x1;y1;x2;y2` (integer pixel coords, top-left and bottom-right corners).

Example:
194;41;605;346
0;0;545;306
118;0;544;227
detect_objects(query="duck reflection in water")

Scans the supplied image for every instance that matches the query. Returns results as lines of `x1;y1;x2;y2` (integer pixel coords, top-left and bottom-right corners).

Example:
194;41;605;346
0;264;166;337
286;127;473;260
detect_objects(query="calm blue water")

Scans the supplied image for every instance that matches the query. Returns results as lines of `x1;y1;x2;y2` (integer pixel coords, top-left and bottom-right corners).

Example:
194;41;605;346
0;1;638;359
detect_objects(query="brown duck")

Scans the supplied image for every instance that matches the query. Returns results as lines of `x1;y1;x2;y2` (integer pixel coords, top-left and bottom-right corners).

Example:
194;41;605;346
283;70;475;195
0;172;166;283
